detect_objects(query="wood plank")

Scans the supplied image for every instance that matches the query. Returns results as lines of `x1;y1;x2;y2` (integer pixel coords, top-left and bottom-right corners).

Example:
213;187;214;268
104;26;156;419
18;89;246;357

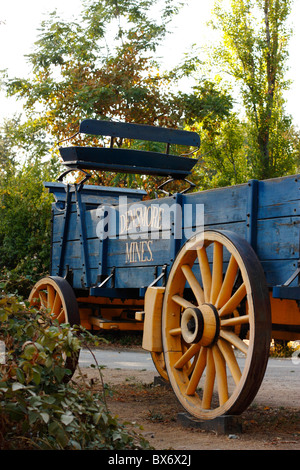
79;119;201;147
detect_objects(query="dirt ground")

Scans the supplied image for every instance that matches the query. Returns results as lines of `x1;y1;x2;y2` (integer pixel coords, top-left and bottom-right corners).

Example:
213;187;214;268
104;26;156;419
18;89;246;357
75;351;300;451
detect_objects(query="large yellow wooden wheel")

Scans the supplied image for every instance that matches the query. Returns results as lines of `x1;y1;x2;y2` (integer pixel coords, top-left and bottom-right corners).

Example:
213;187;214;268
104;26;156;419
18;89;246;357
29;276;80;378
162;230;271;420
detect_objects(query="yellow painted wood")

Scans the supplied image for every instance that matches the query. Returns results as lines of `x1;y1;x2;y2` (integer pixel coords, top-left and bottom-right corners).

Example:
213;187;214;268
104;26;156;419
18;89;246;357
47;285;55;311
141;286;165;352
197;247;212;302
217;338;242;385
174;342;202;369
172;294;195;310
210;241;223;304
52;293;62;316
215;256;238;309
212;344;229;406
151;351;169;381
90;317;143;331
135;311;144;321
199;303;218;347
220;329;248;355
220;314;249;327
39;291;47;309
202;348;215;409
169;327;182;336
181;264;204;305
186;347;207;396
270;296;300;340
219;283;247;317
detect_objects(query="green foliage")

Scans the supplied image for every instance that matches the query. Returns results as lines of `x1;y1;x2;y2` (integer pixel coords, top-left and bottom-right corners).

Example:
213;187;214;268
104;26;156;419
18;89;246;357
0;289;151;450
4;0;185;137
210;0;297;179
1;0;299;197
0;157;59;286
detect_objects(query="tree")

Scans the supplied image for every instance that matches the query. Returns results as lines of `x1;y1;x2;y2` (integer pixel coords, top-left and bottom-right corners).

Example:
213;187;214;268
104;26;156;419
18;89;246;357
211;0;297;179
5;0;184;139
3;0;237;194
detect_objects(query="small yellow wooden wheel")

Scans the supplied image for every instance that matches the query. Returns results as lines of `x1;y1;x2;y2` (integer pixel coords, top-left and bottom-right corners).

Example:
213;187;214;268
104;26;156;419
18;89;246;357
29;276;80;378
162;230;271;420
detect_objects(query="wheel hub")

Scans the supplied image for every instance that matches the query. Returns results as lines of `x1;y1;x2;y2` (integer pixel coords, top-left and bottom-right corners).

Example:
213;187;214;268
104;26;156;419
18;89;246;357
181;303;220;347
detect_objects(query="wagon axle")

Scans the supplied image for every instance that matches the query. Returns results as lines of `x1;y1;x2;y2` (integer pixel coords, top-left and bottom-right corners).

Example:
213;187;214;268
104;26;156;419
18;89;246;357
181;304;220;347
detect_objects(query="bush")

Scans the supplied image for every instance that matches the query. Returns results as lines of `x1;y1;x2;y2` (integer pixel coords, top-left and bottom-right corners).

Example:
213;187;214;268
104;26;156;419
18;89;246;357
0;288;150;450
0;158;56;280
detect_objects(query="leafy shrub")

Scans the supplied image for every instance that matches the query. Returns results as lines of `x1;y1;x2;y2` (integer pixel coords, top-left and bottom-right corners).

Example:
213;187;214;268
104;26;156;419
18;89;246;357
0;158;57;282
0;288;150;450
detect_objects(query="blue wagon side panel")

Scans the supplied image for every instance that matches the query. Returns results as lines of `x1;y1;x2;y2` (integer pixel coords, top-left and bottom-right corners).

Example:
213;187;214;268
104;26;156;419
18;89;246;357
46;174;300;297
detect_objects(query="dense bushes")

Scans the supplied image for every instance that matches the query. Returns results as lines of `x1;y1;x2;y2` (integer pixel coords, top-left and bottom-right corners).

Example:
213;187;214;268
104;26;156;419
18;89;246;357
0;288;150;450
0;158;59;295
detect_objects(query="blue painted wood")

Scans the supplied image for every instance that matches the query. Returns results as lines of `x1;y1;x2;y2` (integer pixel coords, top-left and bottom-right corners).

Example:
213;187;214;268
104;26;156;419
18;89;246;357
79;119;201;147
47;173;300;300
273;286;300;300
245;180;259;251
44;181;147;205
59;119;200;178
59;147;197;178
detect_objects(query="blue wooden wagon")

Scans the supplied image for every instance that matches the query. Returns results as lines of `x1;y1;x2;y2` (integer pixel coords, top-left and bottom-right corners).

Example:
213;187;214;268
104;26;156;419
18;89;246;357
29;119;300;421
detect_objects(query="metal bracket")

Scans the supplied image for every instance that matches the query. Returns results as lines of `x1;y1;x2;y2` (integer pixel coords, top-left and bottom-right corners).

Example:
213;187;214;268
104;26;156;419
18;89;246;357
148;264;168;288
272;261;300;301
64;265;74;286
57;168;91;191
282;261;300;287
157;178;196;196
97;267;116;288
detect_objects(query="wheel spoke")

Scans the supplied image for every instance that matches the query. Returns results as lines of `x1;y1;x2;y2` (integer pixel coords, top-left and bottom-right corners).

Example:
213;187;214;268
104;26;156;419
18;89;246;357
197;247;212;302
220;314;249;328
169;327;182;336
39;291;47;308
56;309;66;324
217;338;242;385
210;242;223;304
47;285;55;310
174;342;201;369
186;347;207;396
212;344;229;406
202;348;215;409
172;294;195;310
215;255;238;309
181;264;204;305
51;293;62;316
219;329;248;355
219;283;247;317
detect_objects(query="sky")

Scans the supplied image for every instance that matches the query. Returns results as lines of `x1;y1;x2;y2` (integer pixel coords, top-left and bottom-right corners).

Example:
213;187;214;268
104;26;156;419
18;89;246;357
0;0;300;127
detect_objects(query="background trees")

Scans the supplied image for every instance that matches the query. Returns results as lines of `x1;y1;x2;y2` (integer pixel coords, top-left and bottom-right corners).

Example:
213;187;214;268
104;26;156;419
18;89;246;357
0;0;299;279
210;0;298;180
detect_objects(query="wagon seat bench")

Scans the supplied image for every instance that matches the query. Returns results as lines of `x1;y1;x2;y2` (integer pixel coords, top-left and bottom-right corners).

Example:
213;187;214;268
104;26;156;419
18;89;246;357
57;118;201;193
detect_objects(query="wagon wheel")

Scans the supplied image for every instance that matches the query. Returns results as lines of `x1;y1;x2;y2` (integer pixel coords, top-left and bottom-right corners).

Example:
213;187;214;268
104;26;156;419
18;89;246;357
28;276;80;379
151;344;198;382
162;230;271;420
151;352;169;382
